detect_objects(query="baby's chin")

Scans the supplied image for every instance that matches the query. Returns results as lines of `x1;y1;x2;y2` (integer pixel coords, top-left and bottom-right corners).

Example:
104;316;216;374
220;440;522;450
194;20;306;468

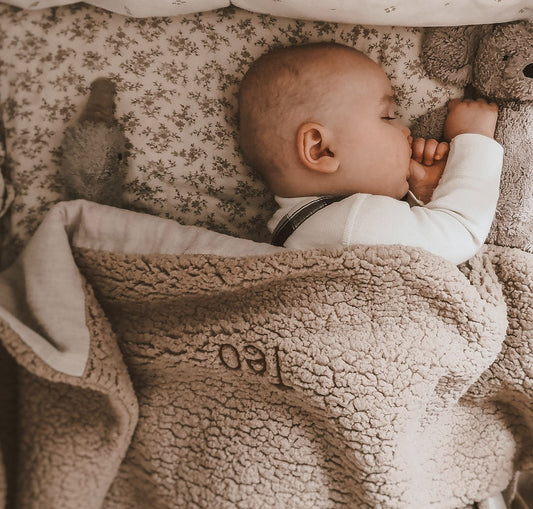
377;181;410;200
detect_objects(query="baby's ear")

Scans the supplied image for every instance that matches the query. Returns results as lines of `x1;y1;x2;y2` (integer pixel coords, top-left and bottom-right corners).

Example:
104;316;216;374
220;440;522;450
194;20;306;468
297;123;340;174
422;26;489;87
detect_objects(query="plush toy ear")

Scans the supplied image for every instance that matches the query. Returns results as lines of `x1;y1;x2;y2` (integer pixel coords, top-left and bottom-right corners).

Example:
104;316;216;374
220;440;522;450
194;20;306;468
474;21;533;100
421;26;490;87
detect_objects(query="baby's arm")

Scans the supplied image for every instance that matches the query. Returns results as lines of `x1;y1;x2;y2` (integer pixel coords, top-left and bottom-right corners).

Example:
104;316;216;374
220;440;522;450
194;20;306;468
407;98;498;204
344;99;502;264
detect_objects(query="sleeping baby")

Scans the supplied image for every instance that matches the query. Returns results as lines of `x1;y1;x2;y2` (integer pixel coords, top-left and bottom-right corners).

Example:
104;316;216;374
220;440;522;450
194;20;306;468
238;42;502;265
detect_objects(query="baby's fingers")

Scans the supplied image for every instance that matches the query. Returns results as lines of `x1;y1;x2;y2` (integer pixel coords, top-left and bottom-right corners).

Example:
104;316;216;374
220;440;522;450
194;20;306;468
412;138;426;163
422;139;439;166
434;141;449;161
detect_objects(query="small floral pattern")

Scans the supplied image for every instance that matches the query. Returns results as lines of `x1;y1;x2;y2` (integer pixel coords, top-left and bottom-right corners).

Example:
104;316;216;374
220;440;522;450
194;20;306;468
0;3;460;268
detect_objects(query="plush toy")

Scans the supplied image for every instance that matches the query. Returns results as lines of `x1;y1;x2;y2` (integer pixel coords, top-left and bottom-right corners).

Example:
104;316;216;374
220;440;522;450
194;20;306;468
59;77;128;206
411;21;533;253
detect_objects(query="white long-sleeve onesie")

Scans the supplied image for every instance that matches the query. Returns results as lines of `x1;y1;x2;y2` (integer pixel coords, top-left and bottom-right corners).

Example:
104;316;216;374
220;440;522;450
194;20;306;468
267;134;503;264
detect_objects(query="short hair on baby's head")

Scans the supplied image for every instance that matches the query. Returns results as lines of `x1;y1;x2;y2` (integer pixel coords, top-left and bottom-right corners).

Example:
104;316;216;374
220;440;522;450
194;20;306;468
238;42;368;190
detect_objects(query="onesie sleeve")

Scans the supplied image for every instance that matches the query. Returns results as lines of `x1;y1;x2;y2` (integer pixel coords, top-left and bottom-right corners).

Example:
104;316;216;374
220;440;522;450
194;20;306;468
344;134;503;264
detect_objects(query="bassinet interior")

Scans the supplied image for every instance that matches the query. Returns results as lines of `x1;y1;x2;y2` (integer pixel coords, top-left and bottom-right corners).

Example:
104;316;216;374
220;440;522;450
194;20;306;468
0;2;532;509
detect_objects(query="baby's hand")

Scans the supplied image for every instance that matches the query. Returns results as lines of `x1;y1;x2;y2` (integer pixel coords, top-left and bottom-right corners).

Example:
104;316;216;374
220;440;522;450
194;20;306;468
411;138;448;167
444;98;498;141
408;138;449;203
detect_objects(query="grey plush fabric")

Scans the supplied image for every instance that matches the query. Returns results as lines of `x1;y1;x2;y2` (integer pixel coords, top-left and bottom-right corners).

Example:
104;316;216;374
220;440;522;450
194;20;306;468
0;201;531;508
411;21;533;254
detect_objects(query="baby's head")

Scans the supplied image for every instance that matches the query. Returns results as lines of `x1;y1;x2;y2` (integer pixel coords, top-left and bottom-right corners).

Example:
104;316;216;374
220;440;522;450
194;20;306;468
239;42;412;199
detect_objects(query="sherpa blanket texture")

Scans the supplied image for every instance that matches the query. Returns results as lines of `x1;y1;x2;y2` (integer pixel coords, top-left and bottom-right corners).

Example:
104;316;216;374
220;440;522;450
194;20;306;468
0;200;532;509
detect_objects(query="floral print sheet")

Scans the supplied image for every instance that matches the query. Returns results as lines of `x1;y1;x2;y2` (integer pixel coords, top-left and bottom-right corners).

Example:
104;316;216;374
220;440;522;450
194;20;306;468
0;3;461;268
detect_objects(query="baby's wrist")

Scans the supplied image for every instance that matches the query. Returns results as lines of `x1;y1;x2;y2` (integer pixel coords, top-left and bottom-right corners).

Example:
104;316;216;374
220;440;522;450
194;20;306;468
446;130;495;142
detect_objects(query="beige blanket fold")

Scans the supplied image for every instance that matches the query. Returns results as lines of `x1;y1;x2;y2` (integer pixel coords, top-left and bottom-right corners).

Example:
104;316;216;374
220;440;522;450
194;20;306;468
0;200;532;509
0;280;138;509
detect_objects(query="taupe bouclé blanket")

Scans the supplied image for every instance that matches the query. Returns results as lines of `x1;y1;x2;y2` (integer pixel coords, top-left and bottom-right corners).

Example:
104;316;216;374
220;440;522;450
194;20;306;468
0;200;532;508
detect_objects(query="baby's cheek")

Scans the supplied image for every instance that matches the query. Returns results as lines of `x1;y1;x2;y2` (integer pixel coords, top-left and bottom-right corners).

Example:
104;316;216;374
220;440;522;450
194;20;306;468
396;149;411;172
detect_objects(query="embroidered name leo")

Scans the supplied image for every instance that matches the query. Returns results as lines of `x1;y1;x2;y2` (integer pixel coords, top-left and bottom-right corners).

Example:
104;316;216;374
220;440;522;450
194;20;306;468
218;343;293;390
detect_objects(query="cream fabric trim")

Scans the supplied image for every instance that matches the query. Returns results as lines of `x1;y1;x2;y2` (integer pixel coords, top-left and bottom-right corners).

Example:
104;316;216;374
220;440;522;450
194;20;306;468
4;0;532;23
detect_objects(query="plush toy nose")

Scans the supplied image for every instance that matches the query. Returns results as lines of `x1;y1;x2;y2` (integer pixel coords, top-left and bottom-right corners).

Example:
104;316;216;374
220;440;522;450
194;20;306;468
524;63;533;78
